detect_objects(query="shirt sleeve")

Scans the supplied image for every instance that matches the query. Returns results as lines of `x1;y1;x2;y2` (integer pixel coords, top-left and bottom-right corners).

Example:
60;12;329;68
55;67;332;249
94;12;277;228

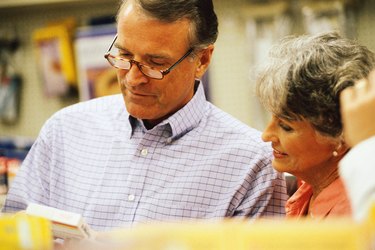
2;120;53;213
254;170;288;217
234;152;288;218
339;136;375;221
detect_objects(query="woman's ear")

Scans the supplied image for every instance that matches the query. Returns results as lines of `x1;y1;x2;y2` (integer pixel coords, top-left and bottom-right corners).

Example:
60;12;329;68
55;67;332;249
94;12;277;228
333;137;350;158
195;45;214;79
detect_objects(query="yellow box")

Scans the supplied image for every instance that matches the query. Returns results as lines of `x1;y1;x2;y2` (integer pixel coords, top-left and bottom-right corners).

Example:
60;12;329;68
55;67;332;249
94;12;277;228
100;217;373;250
0;213;52;250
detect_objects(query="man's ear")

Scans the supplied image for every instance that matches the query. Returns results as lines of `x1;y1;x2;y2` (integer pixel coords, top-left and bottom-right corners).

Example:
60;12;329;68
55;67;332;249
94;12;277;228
195;45;214;79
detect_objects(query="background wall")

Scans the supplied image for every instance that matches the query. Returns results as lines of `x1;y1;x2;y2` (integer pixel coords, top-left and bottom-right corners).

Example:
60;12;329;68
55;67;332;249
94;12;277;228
0;1;119;138
0;0;374;138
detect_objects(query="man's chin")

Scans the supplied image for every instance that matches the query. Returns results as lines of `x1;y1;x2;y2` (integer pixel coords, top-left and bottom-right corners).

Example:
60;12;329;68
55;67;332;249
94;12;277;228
128;110;161;122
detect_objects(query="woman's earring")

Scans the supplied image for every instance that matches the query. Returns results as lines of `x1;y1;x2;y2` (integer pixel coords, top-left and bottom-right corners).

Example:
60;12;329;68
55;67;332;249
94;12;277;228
332;151;338;157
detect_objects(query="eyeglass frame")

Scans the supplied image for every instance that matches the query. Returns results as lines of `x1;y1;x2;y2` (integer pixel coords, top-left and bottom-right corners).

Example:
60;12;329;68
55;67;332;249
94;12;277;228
104;34;194;80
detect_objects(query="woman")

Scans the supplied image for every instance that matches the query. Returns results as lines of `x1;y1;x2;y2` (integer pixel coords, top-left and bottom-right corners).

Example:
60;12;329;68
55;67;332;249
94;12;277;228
256;31;375;218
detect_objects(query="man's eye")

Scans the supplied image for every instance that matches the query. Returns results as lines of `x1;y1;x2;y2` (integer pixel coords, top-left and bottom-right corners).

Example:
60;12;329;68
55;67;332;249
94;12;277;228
150;60;165;67
120;53;132;58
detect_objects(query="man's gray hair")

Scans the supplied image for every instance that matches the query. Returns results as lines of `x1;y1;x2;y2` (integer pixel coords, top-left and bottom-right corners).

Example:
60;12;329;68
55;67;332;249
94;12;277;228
117;0;218;49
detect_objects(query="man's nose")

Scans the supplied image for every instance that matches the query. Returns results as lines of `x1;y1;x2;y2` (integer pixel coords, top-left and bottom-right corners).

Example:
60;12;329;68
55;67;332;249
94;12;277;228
125;61;148;86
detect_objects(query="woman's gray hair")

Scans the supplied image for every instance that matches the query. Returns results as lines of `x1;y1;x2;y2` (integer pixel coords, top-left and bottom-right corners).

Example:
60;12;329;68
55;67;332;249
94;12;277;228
117;0;218;49
256;31;375;137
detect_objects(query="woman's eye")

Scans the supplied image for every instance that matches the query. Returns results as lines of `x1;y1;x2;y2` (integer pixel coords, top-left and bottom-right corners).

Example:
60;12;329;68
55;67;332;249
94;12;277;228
279;122;293;132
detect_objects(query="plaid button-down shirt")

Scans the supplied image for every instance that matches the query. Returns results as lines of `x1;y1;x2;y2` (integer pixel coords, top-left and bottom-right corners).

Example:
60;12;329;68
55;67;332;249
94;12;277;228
3;82;287;230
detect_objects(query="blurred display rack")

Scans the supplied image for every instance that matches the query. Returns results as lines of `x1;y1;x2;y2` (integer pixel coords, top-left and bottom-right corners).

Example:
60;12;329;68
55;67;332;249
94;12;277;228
0;136;34;210
0;0;114;8
0;194;5;210
0;0;119;14
0;136;34;160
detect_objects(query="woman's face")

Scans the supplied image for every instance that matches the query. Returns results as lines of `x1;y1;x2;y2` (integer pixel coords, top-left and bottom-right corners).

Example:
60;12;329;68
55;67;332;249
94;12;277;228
261;115;337;179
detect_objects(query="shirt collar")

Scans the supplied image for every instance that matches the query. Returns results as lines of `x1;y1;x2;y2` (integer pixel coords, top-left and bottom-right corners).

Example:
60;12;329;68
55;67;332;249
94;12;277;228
285;181;313;217
127;80;207;140
309;178;349;219
286;178;351;219
165;80;207;140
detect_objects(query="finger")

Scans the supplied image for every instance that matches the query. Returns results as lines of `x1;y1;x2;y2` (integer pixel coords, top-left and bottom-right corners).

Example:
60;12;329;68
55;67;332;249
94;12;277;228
353;78;369;97
368;69;375;91
340;86;354;106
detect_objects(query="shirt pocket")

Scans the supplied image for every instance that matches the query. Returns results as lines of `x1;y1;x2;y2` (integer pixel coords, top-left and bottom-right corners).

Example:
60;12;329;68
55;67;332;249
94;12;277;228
134;198;211;222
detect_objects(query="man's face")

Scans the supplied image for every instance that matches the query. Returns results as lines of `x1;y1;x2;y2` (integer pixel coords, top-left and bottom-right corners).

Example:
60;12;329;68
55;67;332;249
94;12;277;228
115;3;202;126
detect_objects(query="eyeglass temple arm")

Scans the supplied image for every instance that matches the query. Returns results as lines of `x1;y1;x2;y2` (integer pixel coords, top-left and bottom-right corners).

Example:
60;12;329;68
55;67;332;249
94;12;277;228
162;48;194;75
104;34;118;58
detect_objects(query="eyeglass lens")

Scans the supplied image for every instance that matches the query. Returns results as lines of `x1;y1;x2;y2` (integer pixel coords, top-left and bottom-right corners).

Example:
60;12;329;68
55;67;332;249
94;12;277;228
105;35;193;80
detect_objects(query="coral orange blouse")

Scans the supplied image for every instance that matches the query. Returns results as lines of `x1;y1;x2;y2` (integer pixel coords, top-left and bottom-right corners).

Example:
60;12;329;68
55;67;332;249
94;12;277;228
285;178;352;219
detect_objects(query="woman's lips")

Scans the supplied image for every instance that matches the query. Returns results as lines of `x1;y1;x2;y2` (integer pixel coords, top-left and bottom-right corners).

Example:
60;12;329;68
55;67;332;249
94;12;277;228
273;148;288;158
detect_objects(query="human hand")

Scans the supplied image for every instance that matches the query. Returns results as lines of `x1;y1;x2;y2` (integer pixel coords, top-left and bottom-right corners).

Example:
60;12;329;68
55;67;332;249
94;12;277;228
340;70;375;147
53;238;93;250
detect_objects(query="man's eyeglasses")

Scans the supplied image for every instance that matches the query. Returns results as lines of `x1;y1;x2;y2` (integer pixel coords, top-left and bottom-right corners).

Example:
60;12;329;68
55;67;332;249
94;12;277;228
104;34;193;80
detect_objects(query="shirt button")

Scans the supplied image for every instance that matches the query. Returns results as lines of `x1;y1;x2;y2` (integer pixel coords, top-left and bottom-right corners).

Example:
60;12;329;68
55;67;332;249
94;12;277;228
141;148;148;156
128;194;135;201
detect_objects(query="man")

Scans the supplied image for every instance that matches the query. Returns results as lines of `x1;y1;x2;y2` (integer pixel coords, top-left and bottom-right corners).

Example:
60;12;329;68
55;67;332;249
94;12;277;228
3;0;287;230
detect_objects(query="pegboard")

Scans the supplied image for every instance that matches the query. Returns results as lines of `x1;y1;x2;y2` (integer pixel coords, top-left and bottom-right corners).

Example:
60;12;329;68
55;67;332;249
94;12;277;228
0;2;117;137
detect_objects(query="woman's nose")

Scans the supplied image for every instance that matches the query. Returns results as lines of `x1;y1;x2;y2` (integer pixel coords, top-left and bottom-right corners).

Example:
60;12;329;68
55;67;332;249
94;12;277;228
262;117;278;142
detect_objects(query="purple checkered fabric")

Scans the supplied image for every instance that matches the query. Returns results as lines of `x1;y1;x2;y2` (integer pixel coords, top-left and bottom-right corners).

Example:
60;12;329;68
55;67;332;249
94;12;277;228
3;82;287;231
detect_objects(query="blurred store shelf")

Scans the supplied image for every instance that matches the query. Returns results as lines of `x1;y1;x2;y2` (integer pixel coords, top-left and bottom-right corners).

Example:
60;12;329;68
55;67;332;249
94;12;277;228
0;194;6;210
0;0;114;8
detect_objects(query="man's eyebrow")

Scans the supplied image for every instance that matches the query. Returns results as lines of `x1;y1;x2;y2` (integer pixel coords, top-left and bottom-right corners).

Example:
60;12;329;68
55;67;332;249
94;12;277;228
114;43;126;51
114;43;171;59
